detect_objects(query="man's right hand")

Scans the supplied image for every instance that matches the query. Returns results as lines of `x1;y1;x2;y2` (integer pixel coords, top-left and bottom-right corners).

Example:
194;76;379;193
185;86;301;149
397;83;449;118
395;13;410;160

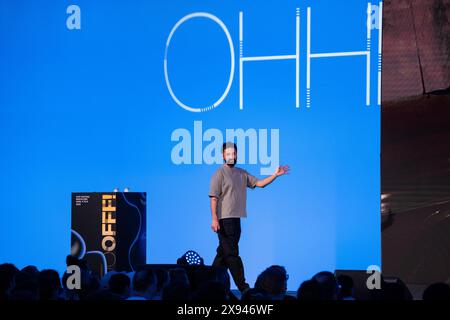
211;219;220;233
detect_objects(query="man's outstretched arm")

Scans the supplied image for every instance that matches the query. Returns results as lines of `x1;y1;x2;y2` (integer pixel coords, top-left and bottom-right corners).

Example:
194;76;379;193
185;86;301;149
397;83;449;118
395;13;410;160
255;165;290;188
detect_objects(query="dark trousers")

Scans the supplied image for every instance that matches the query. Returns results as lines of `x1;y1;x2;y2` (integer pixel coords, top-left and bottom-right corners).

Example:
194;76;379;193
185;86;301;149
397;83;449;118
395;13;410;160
212;218;250;292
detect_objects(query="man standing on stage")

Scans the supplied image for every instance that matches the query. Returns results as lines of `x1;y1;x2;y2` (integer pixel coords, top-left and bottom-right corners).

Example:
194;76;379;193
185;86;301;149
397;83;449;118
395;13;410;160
209;142;290;293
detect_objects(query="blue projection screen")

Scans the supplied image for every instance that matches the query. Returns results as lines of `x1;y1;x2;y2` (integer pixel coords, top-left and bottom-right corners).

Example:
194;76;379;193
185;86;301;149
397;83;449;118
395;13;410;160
0;0;381;290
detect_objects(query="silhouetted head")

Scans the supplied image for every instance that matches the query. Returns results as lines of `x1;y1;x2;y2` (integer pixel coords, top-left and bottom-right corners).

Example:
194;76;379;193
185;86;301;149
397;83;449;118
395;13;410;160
38;269;62;300
168;268;189;287
132;269;157;299
108;273;131;297
297;279;321;300
337;274;354;299
154;268;170;294
0;263;19;299
312;271;339;300
21;265;39;277
255;265;288;299
423;283;450;300
65;255;89;271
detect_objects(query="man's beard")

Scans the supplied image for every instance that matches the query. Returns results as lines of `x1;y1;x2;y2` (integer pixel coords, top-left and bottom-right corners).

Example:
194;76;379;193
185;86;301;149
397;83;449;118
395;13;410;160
225;158;236;167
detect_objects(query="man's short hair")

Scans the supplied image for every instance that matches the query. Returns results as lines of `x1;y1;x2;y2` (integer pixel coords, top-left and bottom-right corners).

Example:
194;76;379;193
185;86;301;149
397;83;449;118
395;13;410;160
222;142;237;153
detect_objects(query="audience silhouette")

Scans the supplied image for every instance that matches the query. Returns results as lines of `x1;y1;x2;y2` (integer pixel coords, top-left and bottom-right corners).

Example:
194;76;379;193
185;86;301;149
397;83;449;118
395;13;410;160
0;257;448;301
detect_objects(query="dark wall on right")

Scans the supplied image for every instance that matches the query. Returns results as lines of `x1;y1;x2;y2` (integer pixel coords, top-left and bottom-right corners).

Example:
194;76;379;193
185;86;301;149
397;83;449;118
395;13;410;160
381;0;450;285
382;0;449;102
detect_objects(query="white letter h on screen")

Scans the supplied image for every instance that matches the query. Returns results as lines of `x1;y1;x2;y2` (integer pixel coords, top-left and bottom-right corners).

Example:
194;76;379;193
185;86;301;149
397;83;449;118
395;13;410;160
306;4;374;107
240;4;380;109
239;9;301;110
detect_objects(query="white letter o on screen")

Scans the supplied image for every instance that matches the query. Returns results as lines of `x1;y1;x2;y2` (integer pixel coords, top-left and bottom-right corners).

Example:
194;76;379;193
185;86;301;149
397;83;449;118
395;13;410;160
164;12;235;113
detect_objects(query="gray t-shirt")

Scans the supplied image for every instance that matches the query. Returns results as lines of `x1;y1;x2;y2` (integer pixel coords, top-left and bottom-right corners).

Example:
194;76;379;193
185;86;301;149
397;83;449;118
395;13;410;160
209;164;258;219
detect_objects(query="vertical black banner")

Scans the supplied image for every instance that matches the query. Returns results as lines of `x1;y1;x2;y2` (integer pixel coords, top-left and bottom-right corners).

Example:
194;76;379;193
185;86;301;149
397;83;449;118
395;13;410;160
71;192;146;277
